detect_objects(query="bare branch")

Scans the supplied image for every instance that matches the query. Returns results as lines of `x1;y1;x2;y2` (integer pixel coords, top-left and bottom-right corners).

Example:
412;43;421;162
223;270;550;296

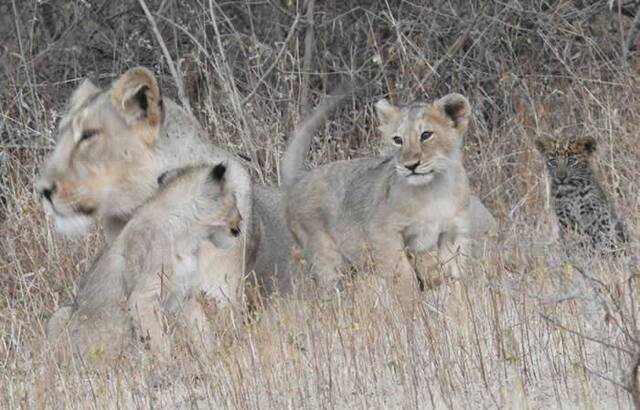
540;314;636;356
242;14;301;106
299;0;315;114
137;0;192;115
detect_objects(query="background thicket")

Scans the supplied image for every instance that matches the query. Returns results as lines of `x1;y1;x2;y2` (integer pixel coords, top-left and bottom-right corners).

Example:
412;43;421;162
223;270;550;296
1;0;640;407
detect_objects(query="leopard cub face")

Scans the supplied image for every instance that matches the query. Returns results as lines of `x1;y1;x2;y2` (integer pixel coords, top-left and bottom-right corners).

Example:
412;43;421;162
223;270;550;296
534;135;627;254
535;136;595;188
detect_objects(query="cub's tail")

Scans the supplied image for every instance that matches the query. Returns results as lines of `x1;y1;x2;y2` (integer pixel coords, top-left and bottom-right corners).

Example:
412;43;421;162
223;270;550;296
280;85;351;189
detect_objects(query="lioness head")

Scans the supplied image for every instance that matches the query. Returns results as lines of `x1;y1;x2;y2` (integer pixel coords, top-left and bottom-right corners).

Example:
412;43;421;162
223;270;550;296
375;93;470;186
155;163;242;249
534;135;596;186
36;67;163;236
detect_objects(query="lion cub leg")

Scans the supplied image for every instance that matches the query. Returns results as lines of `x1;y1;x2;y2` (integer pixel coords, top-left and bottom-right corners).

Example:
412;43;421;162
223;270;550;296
304;231;344;297
412;251;443;289
128;275;170;357
437;219;471;280
369;231;420;307
196;240;243;307
47;305;74;341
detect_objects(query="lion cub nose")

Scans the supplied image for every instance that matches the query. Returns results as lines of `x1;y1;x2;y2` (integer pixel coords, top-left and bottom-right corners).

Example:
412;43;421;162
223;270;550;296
404;161;420;172
228;212;242;237
39;182;57;202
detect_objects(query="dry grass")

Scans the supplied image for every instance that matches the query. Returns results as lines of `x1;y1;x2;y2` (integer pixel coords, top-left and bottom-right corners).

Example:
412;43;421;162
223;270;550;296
2;0;640;408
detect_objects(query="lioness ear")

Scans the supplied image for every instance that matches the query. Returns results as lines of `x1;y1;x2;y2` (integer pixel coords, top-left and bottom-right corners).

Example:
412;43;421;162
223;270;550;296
436;93;471;134
375;99;399;125
111;67;162;145
577;136;596;155
69;79;101;111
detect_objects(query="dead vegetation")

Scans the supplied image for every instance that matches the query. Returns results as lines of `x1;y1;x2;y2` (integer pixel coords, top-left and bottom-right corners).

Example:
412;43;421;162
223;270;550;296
1;0;640;407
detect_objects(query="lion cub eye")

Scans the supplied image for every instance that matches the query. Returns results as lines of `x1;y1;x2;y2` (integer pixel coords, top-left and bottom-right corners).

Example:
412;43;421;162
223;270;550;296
80;129;98;142
420;131;433;142
392;136;403;146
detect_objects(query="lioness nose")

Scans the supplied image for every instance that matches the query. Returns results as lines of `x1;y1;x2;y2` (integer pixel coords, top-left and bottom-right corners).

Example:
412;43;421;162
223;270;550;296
404;161;420;172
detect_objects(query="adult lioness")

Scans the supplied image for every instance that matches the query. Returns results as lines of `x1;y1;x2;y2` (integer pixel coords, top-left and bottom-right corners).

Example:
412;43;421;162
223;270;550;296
283;94;491;298
36;67;292;297
47;163;244;357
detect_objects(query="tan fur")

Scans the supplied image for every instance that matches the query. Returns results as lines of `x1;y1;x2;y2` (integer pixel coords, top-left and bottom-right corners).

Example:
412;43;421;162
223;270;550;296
47;164;244;359
37;67;294;300
285;94;482;301
36;67;177;239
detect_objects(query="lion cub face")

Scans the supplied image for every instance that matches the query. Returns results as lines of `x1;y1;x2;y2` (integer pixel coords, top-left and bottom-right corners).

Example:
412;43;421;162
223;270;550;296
534;136;596;186
375;93;470;186
36;67;163;236
155;163;242;248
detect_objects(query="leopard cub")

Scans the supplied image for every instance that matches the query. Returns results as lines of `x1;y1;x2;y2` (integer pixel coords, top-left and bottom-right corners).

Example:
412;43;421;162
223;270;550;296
535;135;627;254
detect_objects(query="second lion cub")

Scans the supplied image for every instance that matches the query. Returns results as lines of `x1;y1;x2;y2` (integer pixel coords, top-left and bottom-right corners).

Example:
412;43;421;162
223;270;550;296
47;163;243;358
284;94;474;299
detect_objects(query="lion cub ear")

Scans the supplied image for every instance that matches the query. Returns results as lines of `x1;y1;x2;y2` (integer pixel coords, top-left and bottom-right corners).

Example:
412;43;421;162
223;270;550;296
375;99;399;125
69;79;101;111
111;67;162;146
435;93;471;135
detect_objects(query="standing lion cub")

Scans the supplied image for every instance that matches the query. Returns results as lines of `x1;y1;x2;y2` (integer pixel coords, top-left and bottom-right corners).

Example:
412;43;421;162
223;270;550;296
47;163;243;358
284;94;480;300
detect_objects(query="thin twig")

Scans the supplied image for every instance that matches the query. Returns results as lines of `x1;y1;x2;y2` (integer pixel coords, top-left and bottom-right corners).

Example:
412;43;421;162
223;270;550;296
208;0;263;182
583;362;631;393
137;0;192;115
540;314;635;356
242;14;301;106
299;0;315;114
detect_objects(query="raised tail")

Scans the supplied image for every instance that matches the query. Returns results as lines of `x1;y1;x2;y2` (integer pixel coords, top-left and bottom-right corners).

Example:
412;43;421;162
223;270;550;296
280;85;351;189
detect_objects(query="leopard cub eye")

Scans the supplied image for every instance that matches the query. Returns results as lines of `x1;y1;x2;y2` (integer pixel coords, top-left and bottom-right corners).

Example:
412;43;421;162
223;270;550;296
392;136;403;146
420;131;433;142
80;129;98;142
546;157;557;166
566;157;577;165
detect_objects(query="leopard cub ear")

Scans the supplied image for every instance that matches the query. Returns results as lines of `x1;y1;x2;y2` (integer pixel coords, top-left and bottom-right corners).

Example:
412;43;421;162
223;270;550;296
576;136;596;155
534;136;551;153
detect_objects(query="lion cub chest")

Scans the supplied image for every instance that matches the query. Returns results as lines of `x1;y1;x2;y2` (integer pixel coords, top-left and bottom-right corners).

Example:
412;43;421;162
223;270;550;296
406;196;461;252
380;187;464;253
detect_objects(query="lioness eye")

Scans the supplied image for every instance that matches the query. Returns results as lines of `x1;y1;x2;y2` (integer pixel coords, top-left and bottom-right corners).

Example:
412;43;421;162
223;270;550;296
392;136;403;146
420;131;433;142
80;129;98;142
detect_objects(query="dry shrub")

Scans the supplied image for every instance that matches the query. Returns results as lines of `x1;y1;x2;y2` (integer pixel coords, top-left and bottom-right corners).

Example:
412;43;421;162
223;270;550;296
1;0;639;407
